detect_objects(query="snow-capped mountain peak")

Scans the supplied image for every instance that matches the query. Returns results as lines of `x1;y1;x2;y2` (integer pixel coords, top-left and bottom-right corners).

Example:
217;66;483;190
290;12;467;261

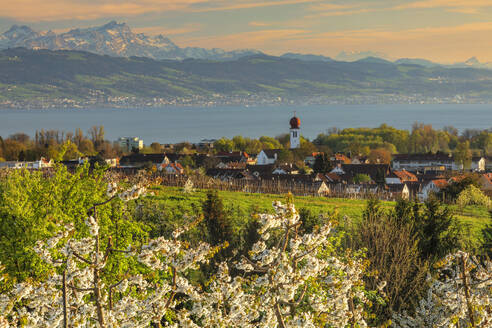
0;21;261;60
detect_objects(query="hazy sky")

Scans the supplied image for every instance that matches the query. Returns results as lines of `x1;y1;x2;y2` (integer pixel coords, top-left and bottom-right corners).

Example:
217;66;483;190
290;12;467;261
1;0;492;63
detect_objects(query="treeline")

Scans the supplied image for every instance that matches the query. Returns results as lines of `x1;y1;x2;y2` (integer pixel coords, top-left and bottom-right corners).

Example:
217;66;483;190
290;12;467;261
0;126;121;162
2;122;492;165
314;123;492;158
211;123;492;167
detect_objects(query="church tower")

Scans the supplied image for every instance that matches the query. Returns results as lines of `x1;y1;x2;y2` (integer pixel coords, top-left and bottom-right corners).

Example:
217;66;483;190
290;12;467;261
289;113;300;149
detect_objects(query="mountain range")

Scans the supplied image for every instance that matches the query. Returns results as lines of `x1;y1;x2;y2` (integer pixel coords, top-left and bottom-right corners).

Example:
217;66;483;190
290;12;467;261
0;21;261;61
2;21;491;68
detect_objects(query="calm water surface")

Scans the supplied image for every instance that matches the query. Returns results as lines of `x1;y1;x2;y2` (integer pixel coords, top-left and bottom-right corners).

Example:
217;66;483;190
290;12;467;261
1;104;491;143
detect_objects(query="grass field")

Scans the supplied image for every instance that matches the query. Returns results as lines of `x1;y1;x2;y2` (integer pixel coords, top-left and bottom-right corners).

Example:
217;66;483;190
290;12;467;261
152;186;489;247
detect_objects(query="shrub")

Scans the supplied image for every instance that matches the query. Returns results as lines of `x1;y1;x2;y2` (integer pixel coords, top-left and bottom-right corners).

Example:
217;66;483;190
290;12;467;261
457;185;491;208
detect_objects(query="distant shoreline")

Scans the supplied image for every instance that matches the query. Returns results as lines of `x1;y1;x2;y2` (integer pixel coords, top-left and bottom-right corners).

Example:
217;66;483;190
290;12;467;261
1;104;491;143
1;99;490;111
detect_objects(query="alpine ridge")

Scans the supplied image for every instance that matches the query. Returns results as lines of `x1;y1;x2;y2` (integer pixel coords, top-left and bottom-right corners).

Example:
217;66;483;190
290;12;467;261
0;21;262;61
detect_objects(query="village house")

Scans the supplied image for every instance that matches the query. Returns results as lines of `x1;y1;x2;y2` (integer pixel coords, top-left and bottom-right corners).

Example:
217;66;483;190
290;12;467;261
206;168;254;181
159;162;184;175
392;153;460;171
247;164;276;178
314;172;343;184
471;156;486;172
330;163;391;184
385;169;418;184
386;184;410;200
194;139;216;150
419;179;448;201
330;183;380;197
214;151;251;164
272;163;299;175
119;153;168;168
351;156;369;164
216;162;247;169
479;173;492;194
256;149;284;165
0;157;53;170
330;153;352;165
313;181;330;196
118;136;143;152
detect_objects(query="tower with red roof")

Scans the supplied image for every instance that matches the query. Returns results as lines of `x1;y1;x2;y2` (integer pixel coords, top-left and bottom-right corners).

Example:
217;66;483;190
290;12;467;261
289;113;300;149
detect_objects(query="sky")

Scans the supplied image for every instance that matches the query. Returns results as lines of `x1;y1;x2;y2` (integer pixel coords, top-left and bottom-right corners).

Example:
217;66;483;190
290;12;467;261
1;0;492;63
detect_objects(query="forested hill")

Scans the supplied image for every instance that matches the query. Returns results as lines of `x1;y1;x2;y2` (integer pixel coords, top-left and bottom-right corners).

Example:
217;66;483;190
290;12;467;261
2;47;492;107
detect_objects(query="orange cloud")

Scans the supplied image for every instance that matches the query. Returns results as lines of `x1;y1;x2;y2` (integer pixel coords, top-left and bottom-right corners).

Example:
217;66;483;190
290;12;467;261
173;21;492;62
1;0;319;21
192;0;320;12
305;1;383;18
272;22;492;62
395;0;492;10
249;21;274;27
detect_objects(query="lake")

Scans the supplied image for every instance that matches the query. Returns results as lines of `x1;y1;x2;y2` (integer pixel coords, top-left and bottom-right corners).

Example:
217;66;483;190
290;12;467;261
1;104;491;144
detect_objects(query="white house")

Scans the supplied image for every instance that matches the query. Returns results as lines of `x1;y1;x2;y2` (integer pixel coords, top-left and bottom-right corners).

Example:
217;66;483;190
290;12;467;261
471;156;486;172
419;179;448;201
387;184;410;200
257;149;284;165
159;162;184;175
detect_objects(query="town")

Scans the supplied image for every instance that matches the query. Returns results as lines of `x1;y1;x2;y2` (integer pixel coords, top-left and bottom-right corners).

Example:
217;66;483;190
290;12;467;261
1;115;491;203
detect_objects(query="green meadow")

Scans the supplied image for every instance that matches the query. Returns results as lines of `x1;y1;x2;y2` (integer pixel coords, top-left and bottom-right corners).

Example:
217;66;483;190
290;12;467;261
151;186;489;248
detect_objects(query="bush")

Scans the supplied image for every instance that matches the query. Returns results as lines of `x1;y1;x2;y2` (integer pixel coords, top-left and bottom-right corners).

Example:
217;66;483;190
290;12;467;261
457;185;491;208
351;198;429;322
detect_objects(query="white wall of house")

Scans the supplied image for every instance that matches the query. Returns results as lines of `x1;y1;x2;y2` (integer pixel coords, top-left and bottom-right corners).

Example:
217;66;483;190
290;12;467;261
419;182;441;201
471;158;485;171
402;185;410;200
257;151;276;165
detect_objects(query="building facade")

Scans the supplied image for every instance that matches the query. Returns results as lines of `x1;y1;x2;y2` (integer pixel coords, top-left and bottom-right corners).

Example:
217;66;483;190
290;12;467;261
118;137;144;152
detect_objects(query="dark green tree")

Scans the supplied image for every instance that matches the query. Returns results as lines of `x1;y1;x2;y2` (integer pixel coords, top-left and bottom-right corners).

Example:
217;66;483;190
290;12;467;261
202;190;234;255
353;173;372;184
481;211;492;258
312;153;332;173
240;216;261;256
414;198;462;261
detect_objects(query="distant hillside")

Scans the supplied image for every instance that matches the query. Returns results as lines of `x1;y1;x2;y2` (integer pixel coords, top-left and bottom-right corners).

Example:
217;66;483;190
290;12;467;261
2;48;492;108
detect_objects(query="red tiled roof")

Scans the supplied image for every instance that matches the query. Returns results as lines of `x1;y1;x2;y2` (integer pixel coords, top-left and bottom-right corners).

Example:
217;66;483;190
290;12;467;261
432;179;448;189
481;173;492;184
449;175;468;183
161;163;184;173
393;170;418;182
333;153;351;164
